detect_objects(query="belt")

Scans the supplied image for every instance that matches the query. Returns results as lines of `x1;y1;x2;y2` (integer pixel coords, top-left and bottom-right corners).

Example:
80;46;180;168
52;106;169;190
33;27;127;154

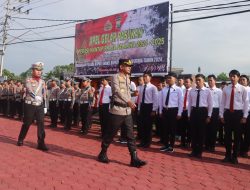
225;109;243;113
163;107;178;111
64;99;72;101
49;99;57;101
114;101;129;108
80;101;89;104
25;100;42;106
192;107;207;109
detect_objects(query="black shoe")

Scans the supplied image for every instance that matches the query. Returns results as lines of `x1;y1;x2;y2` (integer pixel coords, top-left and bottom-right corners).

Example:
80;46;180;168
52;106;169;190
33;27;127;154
160;146;169;152
231;157;238;164
17;140;23;146
130;151;147;168
98;150;109;163
196;154;202;159
188;151;196;157
166;147;174;153
37;143;49;151
239;152;248;158
142;143;150;148
137;143;145;147
80;129;87;135
221;156;231;163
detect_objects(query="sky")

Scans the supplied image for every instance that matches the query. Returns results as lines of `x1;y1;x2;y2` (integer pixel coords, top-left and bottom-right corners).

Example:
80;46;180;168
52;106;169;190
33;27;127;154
0;0;250;76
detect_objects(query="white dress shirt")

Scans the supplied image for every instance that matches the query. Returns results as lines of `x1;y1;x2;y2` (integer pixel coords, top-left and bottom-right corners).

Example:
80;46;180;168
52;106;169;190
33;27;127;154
138;82;158;111
220;83;249;118
182;87;192;111
159;84;183;116
246;86;250;111
130;81;137;104
98;84;112;105
188;86;213;117
208;86;222;108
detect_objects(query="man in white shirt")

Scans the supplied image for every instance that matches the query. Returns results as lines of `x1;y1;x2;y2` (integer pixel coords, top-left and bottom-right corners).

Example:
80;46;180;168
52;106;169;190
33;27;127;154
220;70;249;164
137;71;158;148
177;77;186;91
205;75;222;152
239;75;250;158
180;77;193;148
159;72;183;152
98;77;112;138
188;74;213;158
135;76;144;140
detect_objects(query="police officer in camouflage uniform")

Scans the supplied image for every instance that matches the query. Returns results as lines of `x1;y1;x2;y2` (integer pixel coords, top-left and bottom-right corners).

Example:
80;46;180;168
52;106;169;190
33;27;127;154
98;59;146;168
17;62;48;151
49;78;60;128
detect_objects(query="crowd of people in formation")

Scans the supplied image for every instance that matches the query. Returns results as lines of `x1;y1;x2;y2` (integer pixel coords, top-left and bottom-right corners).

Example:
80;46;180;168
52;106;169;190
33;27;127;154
0;61;249;166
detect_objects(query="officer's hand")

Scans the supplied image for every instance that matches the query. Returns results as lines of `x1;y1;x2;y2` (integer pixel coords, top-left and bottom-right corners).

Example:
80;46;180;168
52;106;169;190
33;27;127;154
134;90;139;96
127;101;136;110
220;117;225;124
206;117;211;124
176;115;182;120
241;118;247;124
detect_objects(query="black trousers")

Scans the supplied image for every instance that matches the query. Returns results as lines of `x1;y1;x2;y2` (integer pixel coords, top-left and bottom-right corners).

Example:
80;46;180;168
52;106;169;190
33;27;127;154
218;120;225;144
15;100;23;119
224;110;243;158
0;99;3;114
155;113;163;141
18;103;45;143
205;108;219;149
9;99;16;117
190;107;208;155
58;100;65;123
180;110;191;146
101;113;136;153
162;108;178;147
80;103;93;132
140;103;153;145
49;101;58;127
2;99;8;116
73;102;80;125
99;103;110;137
240;112;250;154
64;101;73;129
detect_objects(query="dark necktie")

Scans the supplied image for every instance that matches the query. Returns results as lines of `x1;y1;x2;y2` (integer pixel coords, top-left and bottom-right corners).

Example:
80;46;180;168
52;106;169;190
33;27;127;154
196;89;200;108
165;86;171;107
142;84;147;104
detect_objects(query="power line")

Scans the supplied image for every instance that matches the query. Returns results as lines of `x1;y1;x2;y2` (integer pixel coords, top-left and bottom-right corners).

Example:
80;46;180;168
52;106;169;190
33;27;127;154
174;0;250;12
9;21;78;30
5;35;74;45
174;0;215;7
175;3;250;13
172;8;250;23
11;16;90;22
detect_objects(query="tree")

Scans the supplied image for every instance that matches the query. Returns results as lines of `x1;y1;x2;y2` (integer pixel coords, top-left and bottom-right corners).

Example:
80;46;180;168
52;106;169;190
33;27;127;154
217;72;229;81
2;69;20;80
19;68;32;81
44;63;74;80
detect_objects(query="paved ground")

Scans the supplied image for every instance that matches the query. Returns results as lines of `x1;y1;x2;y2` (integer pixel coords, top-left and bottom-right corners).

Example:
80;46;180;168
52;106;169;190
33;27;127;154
0;116;249;190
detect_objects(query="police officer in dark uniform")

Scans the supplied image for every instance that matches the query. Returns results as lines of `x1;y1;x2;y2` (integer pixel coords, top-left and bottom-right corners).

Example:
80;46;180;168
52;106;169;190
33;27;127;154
17;62;48;151
98;59;146;168
8;80;16;118
58;81;66;124
79;77;95;134
15;81;24;120
63;77;75;130
73;81;81;127
2;81;9;117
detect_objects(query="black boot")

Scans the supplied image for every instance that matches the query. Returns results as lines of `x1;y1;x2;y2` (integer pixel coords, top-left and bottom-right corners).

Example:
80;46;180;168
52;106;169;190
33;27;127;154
17;140;23;146
130;151;147;168
98;149;109;163
37;140;49;151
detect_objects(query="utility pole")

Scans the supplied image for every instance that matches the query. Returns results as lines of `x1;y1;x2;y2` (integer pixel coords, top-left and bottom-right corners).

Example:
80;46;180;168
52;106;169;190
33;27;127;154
0;0;30;76
169;4;173;73
0;0;11;77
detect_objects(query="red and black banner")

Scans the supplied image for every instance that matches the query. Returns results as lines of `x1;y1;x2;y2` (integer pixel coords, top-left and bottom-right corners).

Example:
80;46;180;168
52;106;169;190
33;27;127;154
74;2;169;76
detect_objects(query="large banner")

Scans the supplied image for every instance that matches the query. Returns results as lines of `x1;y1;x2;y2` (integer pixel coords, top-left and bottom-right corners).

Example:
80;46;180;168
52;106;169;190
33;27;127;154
74;2;169;77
